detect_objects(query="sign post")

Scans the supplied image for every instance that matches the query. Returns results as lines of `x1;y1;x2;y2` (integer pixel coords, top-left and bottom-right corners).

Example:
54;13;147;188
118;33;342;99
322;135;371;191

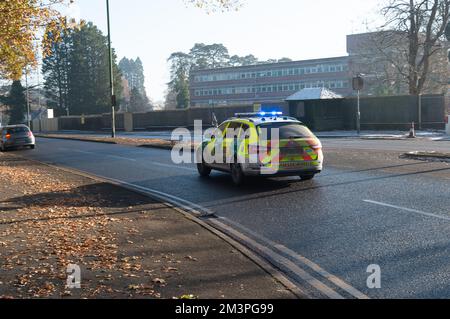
352;76;364;135
446;115;450;136
106;0;116;138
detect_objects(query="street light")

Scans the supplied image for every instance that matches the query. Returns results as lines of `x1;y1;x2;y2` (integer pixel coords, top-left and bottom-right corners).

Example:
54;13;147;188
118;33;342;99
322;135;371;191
352;74;364;135
106;0;116;138
25;68;31;128
416;77;422;131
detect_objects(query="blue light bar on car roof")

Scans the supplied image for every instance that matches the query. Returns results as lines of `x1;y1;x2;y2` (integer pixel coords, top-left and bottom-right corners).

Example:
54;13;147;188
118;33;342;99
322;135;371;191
235;112;283;118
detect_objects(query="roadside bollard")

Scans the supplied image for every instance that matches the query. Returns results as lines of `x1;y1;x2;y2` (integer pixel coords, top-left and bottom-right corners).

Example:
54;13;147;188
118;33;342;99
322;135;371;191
446;115;450;135
409;122;416;138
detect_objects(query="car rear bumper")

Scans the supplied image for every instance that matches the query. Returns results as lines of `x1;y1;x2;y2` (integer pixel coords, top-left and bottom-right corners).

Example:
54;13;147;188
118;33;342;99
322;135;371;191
242;162;323;176
4;138;35;147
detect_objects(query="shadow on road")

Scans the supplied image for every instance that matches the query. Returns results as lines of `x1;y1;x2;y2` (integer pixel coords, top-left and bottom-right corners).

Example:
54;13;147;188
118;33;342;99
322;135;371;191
0;183;152;209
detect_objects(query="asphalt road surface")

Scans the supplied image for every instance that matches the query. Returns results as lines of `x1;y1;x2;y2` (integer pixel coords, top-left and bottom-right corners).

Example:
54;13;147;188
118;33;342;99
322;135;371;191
17;137;450;299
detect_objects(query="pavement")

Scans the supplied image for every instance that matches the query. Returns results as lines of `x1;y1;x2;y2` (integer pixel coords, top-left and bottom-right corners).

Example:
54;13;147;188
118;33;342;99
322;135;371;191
11;136;450;299
0;153;296;299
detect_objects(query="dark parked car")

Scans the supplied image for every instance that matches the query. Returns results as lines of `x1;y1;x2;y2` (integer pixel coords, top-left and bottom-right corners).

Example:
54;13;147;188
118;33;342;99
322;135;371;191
0;125;36;152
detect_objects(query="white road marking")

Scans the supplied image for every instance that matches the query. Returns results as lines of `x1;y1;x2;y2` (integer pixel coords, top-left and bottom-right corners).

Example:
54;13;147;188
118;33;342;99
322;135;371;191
58;147;194;172
58;147;93;155
151;162;197;172
209;218;345;299
274;244;369;299
107;178;215;217
219;216;369;299
107;155;137;162
72;149;94;155
364;200;450;222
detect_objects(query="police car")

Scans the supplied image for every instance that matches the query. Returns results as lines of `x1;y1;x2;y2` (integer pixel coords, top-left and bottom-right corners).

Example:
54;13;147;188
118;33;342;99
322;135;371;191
196;112;323;185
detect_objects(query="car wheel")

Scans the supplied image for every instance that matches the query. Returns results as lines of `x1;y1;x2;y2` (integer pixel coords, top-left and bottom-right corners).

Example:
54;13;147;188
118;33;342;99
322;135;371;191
300;174;315;181
0;144;6;152
30;145;35;150
231;163;245;186
197;162;211;177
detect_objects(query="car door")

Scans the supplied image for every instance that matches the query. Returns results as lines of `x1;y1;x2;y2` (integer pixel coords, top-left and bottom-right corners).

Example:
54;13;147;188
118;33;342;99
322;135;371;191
207;122;229;169
222;121;243;169
237;123;250;163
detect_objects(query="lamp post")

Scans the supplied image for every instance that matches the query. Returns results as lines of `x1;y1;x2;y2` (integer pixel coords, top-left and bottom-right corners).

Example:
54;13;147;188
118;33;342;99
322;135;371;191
352;75;364;135
416;77;422;131
25;68;31;128
106;0;116;138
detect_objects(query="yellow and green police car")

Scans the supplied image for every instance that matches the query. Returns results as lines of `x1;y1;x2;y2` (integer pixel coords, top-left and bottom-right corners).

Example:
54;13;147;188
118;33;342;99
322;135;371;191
196;112;323;185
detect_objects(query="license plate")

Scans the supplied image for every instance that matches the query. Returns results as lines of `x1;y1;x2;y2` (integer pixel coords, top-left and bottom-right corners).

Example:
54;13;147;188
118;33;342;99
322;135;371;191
280;161;317;168
280;162;304;168
283;148;302;155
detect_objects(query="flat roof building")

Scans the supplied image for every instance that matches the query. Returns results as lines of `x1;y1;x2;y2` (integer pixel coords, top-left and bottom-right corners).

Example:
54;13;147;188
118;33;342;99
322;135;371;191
189;31;449;108
189;56;352;107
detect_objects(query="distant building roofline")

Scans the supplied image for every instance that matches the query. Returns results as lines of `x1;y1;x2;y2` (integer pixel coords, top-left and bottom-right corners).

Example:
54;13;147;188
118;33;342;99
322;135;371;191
191;55;350;74
346;30;406;37
285;88;344;101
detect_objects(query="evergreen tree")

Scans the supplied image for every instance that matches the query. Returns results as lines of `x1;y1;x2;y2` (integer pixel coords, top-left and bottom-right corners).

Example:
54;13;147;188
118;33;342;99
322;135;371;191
190;43;230;70
119;56;150;111
68;22;122;115
167;52;191;109
6;81;27;125
175;72;190;109
43;21;122;116
42;25;72;116
128;87;151;112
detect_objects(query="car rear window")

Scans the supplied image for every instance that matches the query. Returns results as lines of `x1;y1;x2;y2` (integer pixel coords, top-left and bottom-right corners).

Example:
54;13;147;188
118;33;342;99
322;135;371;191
6;127;30;134
257;123;314;139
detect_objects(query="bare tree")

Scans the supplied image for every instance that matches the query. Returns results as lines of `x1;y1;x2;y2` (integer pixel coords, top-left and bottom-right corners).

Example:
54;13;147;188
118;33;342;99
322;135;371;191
381;0;450;95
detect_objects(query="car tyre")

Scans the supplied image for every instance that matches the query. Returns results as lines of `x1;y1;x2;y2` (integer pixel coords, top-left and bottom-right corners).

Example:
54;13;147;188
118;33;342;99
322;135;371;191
197;162;211;177
231;163;245;186
30;145;35;150
300;174;315;181
0;144;6;152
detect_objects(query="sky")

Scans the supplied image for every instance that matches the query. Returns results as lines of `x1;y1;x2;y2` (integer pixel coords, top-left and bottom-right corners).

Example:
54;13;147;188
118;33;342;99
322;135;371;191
66;0;383;104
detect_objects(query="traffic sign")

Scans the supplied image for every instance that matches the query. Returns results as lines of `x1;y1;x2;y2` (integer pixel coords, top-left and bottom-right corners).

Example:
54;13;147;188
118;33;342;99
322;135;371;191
352;76;364;91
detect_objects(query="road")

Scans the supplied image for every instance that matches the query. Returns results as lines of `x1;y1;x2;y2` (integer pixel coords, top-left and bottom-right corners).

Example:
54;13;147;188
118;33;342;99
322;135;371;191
18;137;450;299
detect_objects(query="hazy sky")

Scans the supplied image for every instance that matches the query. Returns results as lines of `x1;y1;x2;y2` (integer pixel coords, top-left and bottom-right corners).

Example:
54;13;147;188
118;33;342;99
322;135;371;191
67;0;383;103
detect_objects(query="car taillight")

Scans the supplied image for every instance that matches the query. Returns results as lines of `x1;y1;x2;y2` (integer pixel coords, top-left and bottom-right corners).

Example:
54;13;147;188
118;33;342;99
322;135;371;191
5;133;11;140
311;143;322;151
28;131;33;137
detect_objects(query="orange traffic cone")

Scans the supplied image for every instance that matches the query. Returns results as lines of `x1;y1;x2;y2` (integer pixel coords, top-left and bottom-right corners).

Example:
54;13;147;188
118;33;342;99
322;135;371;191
408;122;416;138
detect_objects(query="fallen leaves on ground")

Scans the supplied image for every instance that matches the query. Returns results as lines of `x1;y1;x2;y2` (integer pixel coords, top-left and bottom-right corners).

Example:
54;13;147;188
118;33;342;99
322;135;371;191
0;157;170;299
